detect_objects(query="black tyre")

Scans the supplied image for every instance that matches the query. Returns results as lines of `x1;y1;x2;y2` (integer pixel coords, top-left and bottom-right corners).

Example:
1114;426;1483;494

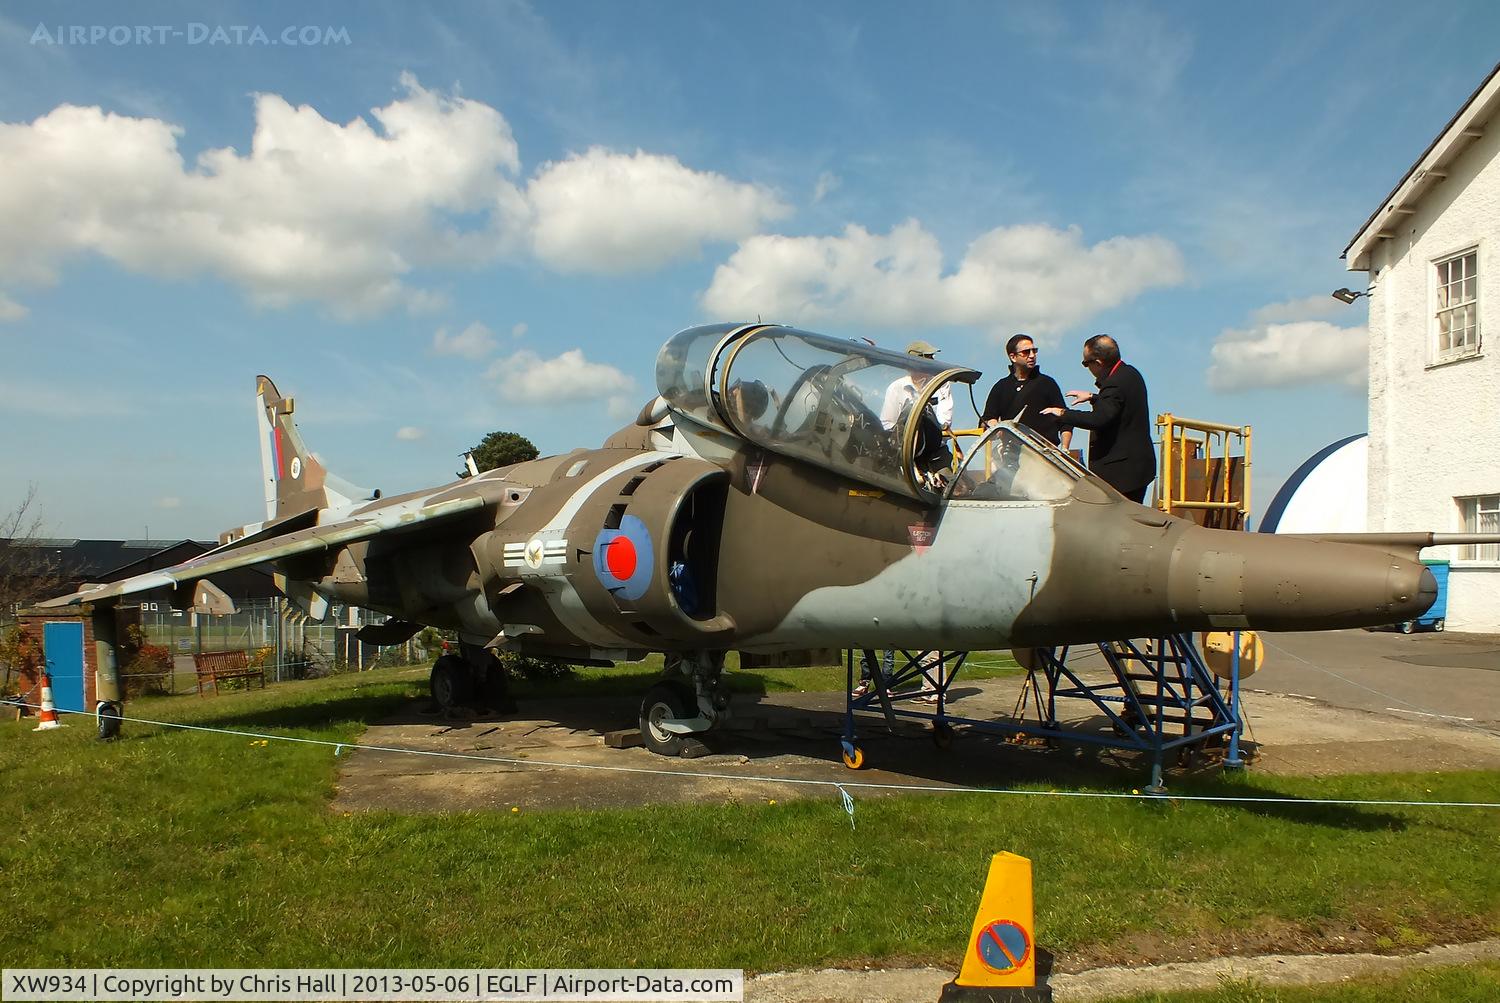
96;701;123;741
430;655;475;711
481;664;517;713
640;680;696;757
1399;620;1415;634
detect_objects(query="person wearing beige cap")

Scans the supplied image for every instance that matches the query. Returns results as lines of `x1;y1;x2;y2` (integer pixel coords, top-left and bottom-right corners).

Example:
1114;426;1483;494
879;339;954;431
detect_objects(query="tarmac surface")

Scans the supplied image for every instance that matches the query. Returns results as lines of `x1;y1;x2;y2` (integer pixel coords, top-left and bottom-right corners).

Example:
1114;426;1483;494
330;629;1500;1001
1256;627;1500;723
746;938;1500;1002
332;630;1500;815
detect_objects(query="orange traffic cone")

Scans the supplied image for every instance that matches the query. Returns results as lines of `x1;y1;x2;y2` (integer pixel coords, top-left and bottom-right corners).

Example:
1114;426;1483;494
32;673;65;732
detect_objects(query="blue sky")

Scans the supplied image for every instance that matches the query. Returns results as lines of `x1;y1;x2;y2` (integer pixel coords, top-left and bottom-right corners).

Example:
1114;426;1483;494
1;1;1496;538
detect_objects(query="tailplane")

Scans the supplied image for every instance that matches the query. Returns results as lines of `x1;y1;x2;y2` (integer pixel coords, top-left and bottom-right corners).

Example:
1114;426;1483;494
255;376;374;522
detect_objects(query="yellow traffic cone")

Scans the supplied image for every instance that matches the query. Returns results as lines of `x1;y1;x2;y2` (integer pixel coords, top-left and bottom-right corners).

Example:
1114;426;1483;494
32;673;65;732
940;852;1052;1002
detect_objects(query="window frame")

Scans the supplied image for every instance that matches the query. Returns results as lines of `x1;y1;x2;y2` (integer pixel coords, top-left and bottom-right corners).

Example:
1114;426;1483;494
1455;493;1500;564
1431;247;1481;364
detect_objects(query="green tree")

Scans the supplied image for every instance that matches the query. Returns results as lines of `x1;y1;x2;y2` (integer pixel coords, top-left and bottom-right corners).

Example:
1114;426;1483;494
461;431;539;477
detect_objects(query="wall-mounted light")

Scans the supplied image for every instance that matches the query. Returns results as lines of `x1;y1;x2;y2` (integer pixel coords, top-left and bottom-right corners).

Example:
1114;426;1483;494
1331;288;1369;304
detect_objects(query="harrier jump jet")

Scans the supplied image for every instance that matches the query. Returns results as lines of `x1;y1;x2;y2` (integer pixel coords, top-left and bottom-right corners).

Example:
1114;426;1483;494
44;324;1481;754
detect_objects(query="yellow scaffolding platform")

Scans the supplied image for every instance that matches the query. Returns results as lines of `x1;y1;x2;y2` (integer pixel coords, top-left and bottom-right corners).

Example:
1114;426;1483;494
1155;413;1251;531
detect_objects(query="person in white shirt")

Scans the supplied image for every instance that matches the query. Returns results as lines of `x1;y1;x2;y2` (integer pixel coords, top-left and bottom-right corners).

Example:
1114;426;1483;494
880;340;953;431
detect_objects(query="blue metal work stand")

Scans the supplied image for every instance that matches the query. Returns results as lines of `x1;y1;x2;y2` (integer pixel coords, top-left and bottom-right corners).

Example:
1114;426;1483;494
841;635;1242;792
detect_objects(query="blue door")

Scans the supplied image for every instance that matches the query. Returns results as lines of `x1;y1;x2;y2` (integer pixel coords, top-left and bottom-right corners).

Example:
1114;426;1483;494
43;621;86;713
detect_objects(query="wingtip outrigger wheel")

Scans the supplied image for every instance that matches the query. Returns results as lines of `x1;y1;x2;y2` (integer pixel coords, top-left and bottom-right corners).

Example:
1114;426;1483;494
96;701;123;741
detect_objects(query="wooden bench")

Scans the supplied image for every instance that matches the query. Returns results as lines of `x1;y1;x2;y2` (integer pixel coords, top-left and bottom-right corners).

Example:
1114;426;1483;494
194;650;265;696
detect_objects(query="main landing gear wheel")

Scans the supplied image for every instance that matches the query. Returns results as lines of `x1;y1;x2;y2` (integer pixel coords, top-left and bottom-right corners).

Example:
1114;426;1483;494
640;680;696;757
840;742;865;770
1399;620;1415;634
481;664;517;714
932;721;955;750
430;654;474;712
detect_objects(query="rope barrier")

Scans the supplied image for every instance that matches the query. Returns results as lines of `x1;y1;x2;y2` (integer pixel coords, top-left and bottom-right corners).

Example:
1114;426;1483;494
13;700;1500;811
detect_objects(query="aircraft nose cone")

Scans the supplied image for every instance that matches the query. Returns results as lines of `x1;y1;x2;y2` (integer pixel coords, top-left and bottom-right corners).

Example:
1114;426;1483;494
1161;529;1442;633
1396;565;1438;617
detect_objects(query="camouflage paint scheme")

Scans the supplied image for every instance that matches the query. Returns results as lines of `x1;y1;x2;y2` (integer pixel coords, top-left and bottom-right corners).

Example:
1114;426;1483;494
44;324;1490;751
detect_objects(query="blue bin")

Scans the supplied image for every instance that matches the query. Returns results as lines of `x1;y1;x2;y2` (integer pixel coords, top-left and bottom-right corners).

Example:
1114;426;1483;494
1406;559;1449;632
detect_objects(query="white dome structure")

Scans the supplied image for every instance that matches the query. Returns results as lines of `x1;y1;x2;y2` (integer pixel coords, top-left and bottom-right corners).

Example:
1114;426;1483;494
1260;434;1368;535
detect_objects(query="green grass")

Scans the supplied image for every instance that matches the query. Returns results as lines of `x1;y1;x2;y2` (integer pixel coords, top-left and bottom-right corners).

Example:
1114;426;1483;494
1103;961;1500;1002
2;664;1497;971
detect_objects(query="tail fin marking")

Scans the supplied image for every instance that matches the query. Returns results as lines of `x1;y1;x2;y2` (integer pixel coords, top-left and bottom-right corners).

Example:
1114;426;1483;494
255;376;372;522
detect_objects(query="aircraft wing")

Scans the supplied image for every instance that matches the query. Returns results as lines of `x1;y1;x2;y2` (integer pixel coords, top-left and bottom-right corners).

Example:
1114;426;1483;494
37;494;488;608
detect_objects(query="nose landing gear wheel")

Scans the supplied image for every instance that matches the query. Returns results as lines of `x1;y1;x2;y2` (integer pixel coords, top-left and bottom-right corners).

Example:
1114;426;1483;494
640;680;696;757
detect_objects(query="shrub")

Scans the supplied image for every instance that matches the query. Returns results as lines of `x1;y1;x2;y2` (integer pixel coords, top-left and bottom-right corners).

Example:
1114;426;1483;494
122;643;173;697
496;650;574;681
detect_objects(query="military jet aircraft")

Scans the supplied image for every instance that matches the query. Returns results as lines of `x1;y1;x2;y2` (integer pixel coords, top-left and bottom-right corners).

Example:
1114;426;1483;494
43;323;1489;755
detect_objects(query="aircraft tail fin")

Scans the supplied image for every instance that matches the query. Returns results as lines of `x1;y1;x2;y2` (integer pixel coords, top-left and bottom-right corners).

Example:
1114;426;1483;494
255;376;373;521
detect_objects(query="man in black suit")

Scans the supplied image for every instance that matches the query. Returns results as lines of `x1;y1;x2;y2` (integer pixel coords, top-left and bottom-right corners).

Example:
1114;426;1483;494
1042;334;1155;503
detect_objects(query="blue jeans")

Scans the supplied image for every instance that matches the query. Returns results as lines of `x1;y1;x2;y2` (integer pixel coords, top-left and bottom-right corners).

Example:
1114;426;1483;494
859;649;894;683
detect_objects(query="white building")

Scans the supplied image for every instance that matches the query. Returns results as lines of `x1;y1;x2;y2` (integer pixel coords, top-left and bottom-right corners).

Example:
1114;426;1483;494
1343;62;1500;632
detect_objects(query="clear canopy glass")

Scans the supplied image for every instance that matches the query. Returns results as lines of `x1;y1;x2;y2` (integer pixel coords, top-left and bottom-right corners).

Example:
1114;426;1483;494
656;324;978;500
654;323;747;434
945;422;1081;503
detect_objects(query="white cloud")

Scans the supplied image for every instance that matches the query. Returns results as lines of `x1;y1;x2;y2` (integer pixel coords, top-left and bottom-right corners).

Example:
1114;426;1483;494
395;426;425;441
812;171;841;204
510;321;528;339
0;291;26;322
527;148;790;273
156;496;181;509
487;348;635;407
702;220;1185;337
0;75;789;315
0;74;530;317
1251;294;1355;325
433;321;498;359
1207;318;1368;393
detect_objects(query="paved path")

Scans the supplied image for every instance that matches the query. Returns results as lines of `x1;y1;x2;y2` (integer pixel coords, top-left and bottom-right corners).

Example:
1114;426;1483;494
747;938;1500;1002
1253;628;1500;727
335;632;1500;814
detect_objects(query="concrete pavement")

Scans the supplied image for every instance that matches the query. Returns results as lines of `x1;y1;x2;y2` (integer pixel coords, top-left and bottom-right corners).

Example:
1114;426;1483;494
1252;628;1500;727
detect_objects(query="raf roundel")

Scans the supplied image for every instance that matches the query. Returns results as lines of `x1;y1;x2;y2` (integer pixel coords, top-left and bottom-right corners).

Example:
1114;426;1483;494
605;535;637;580
593;514;653;602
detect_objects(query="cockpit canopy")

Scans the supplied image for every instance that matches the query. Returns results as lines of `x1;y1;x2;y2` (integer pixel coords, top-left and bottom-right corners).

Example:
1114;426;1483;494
657;323;982;501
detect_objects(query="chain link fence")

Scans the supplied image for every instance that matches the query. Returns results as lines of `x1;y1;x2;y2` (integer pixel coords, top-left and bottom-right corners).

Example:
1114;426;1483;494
130;598;429;695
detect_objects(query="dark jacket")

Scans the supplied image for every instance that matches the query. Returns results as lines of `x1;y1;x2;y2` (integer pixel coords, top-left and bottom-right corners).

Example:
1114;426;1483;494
1055;361;1155;494
980;370;1066;444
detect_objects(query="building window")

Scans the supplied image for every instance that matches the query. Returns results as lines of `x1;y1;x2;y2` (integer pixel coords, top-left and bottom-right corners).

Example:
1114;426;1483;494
1457;494;1499;562
1434;249;1479;361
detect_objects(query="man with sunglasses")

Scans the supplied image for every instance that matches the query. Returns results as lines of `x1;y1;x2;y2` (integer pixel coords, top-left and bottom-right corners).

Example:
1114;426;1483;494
979;334;1071;448
1042;334;1155;504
